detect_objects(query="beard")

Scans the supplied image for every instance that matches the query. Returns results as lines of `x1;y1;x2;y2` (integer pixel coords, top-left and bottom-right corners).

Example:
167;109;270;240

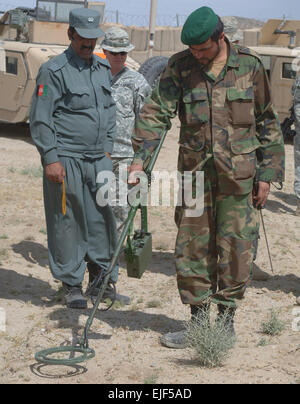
197;43;221;67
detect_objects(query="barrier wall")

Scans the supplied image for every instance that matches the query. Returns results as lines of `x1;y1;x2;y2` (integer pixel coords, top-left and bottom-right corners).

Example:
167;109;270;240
0;19;186;63
102;23;186;63
2;20;272;65
25;21;187;63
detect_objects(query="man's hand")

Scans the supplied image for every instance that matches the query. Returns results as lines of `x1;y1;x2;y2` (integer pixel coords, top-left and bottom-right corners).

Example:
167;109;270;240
45;162;66;184
253;181;270;209
105;152;112;160
128;163;144;185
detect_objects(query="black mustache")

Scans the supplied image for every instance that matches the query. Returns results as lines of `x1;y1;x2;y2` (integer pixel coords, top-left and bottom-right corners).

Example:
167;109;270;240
81;46;93;51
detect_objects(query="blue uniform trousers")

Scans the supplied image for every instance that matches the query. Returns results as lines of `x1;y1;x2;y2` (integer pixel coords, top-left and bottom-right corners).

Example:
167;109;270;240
43;155;117;286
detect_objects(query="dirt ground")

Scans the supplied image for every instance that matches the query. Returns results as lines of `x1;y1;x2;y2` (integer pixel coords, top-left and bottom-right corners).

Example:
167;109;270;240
0;119;300;385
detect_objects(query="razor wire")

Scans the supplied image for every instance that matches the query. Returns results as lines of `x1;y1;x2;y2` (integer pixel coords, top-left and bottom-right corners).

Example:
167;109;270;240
104;9;187;26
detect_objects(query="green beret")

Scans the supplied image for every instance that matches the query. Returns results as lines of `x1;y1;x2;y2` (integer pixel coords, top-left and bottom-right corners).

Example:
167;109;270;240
181;7;218;45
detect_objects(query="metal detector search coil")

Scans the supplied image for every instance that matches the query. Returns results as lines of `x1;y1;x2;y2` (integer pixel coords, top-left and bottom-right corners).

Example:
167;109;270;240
35;346;95;366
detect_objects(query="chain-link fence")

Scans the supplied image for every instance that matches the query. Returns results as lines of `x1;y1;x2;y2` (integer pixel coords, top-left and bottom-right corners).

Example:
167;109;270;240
104;9;187;26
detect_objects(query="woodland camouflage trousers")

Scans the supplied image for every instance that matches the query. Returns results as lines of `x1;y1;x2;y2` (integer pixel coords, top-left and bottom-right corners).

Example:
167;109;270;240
174;158;259;308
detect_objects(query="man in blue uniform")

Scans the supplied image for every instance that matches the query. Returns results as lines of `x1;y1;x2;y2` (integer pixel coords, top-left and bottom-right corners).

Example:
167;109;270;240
30;8;117;309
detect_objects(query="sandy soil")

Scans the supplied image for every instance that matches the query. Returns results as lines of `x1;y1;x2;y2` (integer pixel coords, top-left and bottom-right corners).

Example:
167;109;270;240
0;119;300;385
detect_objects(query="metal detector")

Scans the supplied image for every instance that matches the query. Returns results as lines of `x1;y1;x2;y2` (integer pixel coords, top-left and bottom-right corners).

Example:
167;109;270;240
34;130;167;366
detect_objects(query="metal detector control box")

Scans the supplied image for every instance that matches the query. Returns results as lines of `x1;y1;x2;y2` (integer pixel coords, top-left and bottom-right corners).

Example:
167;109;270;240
125;230;152;279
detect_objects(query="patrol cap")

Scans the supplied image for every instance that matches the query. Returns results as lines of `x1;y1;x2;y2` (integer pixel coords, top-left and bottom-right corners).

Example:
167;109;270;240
69;8;104;39
181;6;219;45
222;16;243;43
222;16;238;35
101;27;135;53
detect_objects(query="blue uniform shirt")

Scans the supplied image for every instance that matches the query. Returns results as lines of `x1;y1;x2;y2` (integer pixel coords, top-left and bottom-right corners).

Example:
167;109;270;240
30;45;116;165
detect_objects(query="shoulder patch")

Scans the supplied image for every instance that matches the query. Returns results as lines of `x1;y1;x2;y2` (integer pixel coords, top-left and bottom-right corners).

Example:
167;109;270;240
237;46;262;62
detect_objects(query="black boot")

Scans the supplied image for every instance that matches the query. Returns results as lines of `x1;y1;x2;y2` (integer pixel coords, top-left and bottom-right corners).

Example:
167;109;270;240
87;262;103;296
86;262;131;305
217;304;236;338
160;303;210;349
62;283;87;309
190;303;210;322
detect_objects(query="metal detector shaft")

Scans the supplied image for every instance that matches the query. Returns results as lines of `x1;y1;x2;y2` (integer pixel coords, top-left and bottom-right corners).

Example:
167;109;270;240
81;204;139;346
144;131;167;174
81;130;168;347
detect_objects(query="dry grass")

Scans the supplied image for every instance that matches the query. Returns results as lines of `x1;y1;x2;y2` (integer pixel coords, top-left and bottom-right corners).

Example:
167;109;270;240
185;309;236;368
260;309;286;336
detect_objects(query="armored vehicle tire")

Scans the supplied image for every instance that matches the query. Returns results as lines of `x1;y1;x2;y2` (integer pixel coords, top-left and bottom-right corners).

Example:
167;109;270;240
281;117;296;145
138;56;169;89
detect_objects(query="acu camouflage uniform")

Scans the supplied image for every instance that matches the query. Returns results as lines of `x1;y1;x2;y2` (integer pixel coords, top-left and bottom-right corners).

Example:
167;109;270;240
132;40;285;308
292;75;300;201
110;67;151;234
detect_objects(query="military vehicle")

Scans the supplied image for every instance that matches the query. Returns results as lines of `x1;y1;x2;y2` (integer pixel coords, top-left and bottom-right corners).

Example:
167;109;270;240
250;44;300;142
0;0;139;124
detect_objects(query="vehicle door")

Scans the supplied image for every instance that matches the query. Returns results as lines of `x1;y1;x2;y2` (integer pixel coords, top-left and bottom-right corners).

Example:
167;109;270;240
269;56;297;122
0;49;27;121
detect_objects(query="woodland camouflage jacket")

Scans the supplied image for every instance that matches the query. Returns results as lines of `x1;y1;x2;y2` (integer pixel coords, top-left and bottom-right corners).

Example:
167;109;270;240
132;41;285;195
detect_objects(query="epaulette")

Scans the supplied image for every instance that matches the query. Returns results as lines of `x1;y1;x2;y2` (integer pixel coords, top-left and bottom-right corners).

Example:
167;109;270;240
237;45;262;62
168;49;191;67
46;51;69;72
94;54;111;69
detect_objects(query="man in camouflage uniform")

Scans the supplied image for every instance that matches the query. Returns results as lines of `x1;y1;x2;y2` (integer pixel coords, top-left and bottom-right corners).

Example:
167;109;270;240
129;7;285;348
292;74;300;217
100;27;152;290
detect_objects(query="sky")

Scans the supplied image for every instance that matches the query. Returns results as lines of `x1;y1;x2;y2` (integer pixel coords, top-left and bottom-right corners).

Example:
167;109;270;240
0;0;300;22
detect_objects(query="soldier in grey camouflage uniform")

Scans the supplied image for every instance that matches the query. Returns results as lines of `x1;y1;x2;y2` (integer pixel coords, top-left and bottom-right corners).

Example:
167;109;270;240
292;75;300;216
101;27;152;286
222;16;243;44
